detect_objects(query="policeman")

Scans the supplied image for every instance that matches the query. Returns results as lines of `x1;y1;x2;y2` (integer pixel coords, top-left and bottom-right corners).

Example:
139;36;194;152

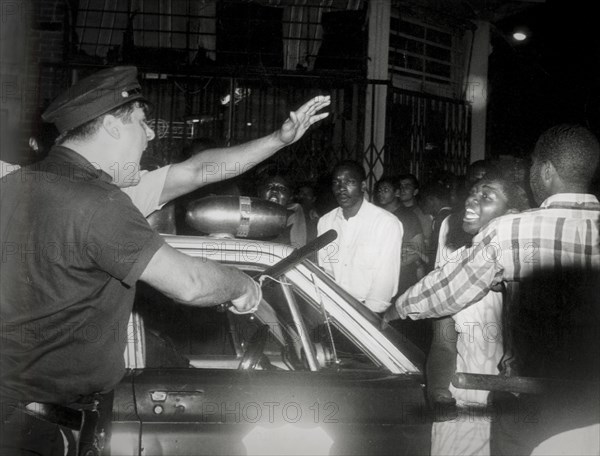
0;66;261;454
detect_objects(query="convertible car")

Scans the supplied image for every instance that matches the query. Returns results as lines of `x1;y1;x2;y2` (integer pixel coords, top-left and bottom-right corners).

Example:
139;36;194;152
107;233;432;455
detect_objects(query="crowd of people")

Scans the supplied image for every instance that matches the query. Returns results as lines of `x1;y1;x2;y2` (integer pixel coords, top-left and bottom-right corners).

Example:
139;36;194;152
140;127;598;456
1;64;599;456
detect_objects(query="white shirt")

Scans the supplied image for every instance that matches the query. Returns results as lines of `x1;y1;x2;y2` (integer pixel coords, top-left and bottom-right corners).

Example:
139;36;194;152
434;215;451;268
431;216;502;456
434;214;503;405
121;165;171;217
450;291;503;406
317;199;403;313
1;160;20;178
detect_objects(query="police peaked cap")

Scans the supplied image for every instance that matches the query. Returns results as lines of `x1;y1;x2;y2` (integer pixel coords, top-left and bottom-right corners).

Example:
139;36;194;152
42;66;146;133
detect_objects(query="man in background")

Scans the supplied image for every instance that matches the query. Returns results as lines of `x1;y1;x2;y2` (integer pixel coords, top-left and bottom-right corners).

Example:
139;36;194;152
398;173;433;268
257;171;307;248
318;160;403;313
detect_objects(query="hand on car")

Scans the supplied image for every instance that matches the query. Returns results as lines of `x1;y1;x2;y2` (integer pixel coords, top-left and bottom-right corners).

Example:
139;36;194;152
380;305;401;328
229;275;263;315
277;95;331;145
428;388;458;422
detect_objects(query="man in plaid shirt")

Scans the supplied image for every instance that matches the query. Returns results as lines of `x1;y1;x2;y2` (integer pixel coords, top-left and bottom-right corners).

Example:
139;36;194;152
384;124;599;455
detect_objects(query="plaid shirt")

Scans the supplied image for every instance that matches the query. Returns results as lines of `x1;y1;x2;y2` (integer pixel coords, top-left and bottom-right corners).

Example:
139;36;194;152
384;193;600;322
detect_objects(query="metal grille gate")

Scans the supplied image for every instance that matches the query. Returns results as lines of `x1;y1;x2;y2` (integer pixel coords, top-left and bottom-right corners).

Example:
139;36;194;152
385;87;471;184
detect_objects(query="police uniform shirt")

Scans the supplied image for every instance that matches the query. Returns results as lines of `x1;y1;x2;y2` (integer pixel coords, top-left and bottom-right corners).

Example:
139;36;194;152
0;146;165;405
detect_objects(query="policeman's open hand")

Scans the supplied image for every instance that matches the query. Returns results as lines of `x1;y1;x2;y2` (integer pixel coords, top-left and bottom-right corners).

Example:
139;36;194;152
229;274;263;315
277;95;331;145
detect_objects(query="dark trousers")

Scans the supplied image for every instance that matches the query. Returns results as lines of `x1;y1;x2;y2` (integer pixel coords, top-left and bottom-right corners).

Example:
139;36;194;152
490;392;543;456
1;405;76;456
490;388;600;456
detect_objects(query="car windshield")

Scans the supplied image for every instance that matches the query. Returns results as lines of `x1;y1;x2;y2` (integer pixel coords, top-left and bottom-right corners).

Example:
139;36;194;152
133;264;384;372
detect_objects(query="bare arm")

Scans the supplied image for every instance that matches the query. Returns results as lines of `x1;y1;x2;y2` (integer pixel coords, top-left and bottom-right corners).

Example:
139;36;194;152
383;224;504;323
426;317;458;404
159;95;331;205
139;244;261;313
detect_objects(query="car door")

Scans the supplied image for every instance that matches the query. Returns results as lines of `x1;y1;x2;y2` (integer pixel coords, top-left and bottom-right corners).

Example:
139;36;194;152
109;264;431;456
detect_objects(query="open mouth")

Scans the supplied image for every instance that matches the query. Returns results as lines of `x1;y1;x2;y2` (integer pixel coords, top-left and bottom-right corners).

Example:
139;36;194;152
463;208;479;221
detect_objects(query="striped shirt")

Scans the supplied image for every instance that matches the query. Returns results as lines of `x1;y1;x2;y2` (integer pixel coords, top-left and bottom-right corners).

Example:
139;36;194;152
384;193;600;321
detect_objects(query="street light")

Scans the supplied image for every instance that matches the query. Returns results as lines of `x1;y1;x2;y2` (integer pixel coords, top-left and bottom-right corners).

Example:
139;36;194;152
512;31;528;41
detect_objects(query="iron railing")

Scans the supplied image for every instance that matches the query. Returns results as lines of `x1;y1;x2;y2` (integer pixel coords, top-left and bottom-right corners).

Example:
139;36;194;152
386;87;471;183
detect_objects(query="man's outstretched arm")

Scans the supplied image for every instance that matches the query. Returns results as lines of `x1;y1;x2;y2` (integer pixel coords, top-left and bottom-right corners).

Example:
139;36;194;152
159;95;331;205
383;227;505;324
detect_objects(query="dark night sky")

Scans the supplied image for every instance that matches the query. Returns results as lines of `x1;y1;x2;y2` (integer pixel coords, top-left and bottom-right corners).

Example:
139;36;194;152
487;0;600;158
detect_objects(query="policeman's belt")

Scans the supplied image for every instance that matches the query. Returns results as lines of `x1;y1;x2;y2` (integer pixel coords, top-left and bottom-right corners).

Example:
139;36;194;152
19;398;107;455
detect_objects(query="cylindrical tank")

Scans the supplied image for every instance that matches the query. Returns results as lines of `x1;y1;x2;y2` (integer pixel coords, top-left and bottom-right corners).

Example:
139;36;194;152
147;201;176;234
185;195;287;238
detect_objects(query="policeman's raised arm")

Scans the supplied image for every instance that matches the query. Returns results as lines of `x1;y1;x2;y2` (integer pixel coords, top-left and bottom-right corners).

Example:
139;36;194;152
158;95;330;205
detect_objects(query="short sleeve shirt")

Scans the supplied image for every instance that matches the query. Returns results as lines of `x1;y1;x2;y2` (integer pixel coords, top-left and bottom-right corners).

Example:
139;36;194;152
0;147;164;404
0;159;20;178
121;165;170;217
